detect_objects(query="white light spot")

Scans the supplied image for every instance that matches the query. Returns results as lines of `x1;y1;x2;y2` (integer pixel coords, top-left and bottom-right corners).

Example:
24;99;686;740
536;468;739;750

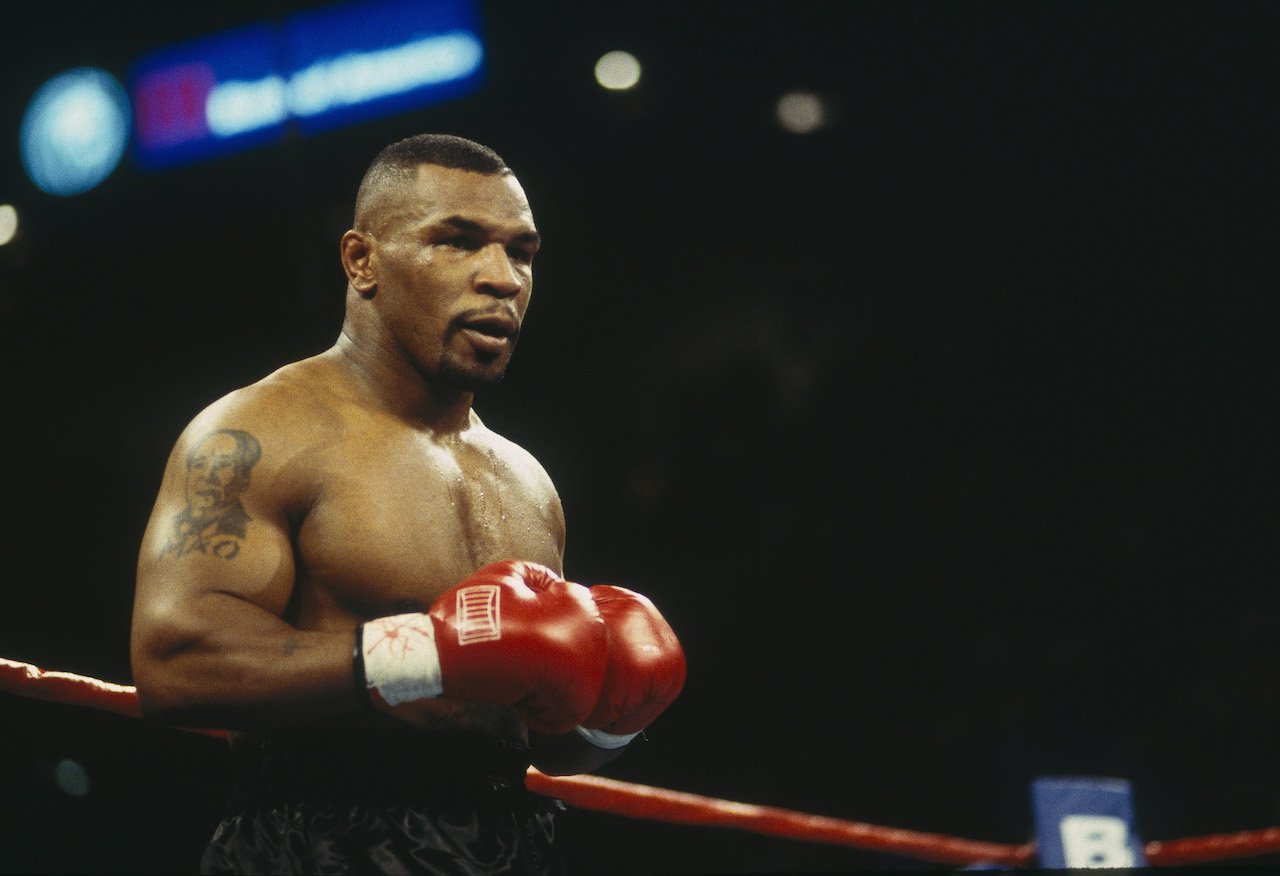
20;68;131;196
594;50;642;91
775;91;827;135
0;204;17;246
53;758;90;797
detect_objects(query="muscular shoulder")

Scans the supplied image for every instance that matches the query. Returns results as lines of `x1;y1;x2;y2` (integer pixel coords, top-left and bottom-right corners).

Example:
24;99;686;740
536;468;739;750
187;359;339;442
468;413;558;494
171;356;351;515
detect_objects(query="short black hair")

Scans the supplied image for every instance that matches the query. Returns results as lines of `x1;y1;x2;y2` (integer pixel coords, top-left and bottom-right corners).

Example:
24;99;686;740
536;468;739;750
370;133;509;175
354;134;510;229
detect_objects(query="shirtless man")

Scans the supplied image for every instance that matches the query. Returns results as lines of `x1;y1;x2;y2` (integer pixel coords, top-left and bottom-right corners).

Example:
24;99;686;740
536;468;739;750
130;134;686;875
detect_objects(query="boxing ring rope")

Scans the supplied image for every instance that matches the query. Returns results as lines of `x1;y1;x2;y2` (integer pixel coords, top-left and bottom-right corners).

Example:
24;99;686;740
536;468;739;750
521;768;1035;867
4;657;1280;868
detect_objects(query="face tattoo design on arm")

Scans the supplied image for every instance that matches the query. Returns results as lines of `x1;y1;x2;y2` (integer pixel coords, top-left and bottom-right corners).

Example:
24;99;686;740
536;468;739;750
165;429;262;560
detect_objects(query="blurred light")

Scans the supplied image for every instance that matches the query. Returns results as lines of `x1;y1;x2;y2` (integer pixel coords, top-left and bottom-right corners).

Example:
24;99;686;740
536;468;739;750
203;32;484;138
206;74;288;138
0;205;17;246
131;0;486;170
20;68;131;196
775;91;827;135
53;758;90;797
284;31;482;120
594;50;641;90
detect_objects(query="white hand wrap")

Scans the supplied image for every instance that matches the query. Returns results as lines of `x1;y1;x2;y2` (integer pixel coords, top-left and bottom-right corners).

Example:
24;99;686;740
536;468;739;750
359;613;443;706
575;725;641;750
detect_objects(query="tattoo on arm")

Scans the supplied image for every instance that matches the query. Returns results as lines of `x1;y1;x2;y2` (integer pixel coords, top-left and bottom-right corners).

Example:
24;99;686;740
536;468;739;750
165;429;262;560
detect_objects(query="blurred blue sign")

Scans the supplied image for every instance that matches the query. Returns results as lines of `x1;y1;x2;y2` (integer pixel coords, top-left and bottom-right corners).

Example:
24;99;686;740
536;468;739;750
129;0;485;169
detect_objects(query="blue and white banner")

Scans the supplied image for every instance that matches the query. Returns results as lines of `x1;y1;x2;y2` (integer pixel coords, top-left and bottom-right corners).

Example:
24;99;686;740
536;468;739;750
129;0;485;169
1030;775;1146;868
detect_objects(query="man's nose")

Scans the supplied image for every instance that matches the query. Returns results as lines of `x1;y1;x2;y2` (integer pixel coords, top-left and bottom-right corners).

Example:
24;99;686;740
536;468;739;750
474;243;523;297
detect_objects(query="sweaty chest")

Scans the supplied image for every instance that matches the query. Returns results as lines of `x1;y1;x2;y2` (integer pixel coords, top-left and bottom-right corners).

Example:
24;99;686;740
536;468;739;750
294;438;561;621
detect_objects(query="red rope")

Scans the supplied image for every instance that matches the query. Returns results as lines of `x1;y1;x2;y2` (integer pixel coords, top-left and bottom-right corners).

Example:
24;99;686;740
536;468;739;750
0;658;226;739
1;658;143;719
2;657;1278;867
1147;828;1280;867
524;768;1036;866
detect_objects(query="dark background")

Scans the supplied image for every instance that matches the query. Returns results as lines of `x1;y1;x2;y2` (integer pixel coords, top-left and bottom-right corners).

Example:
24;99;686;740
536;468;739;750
2;1;1278;871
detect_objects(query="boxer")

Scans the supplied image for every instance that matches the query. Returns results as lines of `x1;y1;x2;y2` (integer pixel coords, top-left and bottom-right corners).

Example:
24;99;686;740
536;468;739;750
130;134;685;875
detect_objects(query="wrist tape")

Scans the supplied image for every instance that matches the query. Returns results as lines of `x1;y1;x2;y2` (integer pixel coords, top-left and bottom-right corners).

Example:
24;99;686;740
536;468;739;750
357;613;444;706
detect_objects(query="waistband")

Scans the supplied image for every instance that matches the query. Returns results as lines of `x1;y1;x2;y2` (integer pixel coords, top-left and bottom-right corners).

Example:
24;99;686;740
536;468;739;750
224;727;536;811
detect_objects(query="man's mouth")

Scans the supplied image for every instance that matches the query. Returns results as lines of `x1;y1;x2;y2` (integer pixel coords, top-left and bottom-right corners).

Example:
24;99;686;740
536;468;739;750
457;313;519;355
459;313;519;339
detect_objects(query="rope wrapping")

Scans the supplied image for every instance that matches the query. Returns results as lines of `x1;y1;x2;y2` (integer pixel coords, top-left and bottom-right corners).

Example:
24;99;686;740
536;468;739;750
3;657;1278;868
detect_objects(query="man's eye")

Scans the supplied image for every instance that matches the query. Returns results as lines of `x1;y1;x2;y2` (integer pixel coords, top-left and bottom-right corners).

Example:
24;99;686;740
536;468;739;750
442;236;479;250
509;247;536;265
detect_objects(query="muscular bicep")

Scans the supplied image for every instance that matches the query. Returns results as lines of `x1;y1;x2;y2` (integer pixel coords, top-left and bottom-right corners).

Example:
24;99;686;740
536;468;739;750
133;425;295;662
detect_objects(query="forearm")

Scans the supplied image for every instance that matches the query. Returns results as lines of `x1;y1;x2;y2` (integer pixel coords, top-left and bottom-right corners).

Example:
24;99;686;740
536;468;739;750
133;593;529;739
132;593;360;730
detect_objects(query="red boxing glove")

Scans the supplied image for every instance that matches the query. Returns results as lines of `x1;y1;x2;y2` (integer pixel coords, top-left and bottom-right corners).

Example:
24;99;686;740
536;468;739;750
577;585;686;750
358;560;609;734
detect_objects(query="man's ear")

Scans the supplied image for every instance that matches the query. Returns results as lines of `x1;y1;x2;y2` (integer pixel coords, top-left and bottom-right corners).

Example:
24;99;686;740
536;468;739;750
340;229;377;298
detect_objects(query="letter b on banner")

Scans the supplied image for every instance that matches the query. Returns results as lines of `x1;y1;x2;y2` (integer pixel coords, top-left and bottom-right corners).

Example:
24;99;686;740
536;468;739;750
1060;815;1133;867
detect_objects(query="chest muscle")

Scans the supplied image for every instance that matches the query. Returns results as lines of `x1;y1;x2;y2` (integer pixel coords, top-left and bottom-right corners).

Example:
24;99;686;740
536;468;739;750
293;438;561;623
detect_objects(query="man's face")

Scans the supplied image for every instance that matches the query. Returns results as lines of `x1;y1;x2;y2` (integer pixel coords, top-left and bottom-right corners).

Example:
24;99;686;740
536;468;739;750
184;432;242;515
369;165;540;393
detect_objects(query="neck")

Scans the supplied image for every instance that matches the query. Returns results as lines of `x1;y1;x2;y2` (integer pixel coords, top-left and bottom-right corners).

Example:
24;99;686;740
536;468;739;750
330;323;476;433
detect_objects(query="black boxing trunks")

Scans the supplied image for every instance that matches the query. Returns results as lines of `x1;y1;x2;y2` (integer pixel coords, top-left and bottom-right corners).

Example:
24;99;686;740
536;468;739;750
199;728;569;876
